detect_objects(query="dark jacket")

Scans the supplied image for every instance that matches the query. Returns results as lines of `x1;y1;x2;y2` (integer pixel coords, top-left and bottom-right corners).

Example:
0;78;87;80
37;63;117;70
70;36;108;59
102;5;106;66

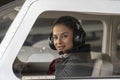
48;44;94;79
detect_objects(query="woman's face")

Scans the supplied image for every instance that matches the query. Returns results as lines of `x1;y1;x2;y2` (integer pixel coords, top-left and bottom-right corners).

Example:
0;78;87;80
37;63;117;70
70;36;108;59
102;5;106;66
52;24;73;52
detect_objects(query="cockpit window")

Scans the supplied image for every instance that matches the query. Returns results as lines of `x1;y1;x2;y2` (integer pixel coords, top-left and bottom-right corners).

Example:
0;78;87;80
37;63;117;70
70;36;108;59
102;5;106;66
13;12;103;79
82;20;103;52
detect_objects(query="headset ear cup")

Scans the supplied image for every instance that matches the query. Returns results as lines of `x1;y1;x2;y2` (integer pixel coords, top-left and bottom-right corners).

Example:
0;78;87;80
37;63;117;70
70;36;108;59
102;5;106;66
73;30;86;46
72;19;86;46
48;33;56;50
80;31;86;43
74;35;80;43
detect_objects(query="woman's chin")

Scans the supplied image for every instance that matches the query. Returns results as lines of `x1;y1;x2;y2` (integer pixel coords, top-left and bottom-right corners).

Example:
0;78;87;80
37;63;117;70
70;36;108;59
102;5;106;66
57;49;64;52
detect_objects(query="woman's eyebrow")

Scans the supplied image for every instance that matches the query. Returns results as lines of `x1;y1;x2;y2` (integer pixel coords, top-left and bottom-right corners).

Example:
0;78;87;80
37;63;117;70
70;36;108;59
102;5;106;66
60;32;69;35
53;32;69;36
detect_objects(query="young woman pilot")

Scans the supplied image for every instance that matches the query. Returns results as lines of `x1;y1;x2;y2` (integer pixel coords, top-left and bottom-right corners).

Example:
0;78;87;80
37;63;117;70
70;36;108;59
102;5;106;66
48;16;94;78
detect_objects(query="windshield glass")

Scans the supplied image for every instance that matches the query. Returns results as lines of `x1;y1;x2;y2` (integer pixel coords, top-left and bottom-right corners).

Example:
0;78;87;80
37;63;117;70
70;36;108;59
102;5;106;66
13;12;104;79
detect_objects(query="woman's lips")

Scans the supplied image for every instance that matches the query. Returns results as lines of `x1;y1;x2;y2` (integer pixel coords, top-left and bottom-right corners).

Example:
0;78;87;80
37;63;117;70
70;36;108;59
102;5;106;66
57;46;65;50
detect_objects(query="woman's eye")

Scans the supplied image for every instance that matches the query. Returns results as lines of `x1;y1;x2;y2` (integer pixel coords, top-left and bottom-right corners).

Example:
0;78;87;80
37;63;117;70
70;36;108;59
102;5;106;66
63;35;68;38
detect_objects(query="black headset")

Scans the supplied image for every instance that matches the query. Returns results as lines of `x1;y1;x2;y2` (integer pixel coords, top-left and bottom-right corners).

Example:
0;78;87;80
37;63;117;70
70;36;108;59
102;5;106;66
48;16;86;50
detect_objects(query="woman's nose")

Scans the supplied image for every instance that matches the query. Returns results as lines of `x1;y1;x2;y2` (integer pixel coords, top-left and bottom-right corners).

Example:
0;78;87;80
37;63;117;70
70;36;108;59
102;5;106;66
57;37;63;44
